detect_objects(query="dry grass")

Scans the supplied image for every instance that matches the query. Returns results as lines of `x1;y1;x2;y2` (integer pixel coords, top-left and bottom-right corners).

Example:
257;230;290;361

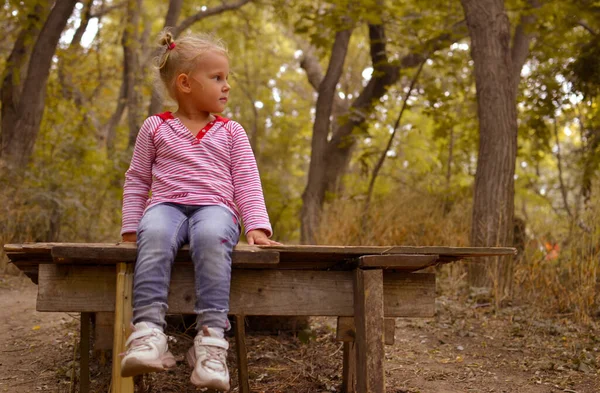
317;187;600;323
317;188;471;247
514;208;600;324
0;166;123;274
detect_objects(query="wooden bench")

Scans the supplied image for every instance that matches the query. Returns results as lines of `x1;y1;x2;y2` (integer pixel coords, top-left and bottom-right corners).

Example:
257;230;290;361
4;242;515;393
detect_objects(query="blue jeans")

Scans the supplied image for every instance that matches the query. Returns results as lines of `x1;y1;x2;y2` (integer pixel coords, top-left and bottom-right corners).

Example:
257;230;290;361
132;203;240;331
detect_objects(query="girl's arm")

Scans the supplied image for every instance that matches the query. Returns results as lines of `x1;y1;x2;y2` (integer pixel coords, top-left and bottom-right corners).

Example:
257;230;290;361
121;117;158;236
229;121;274;239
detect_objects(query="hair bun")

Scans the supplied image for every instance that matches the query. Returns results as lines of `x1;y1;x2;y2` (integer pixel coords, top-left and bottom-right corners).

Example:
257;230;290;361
159;30;174;48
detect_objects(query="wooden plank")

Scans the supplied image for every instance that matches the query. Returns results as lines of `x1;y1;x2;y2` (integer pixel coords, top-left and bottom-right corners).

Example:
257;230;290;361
342;342;356;393
80;312;91;393
12;255;344;272
264;244;516;257
5;242;516;263
111;263;134;393
51;245;280;267
358;254;439;270
36;265;435;317
234;315;250;393
8;261;40;283
336;317;395;345
354;269;385;393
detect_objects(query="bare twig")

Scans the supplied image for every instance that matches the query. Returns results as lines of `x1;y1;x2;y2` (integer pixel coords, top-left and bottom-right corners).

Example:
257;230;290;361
361;58;427;233
552;116;573;219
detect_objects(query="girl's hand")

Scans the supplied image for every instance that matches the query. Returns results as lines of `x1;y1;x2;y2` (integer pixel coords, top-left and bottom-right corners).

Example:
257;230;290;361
246;229;282;246
122;233;137;243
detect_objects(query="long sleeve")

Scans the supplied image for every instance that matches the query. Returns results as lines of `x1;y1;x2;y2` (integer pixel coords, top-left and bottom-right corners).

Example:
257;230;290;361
229;121;273;237
120;117;159;235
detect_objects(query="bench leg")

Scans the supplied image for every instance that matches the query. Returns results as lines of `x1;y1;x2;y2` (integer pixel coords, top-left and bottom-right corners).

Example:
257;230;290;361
94;311;115;351
342;341;356;393
353;268;385;393
234;315;250;393
80;312;91;393
111;263;134;393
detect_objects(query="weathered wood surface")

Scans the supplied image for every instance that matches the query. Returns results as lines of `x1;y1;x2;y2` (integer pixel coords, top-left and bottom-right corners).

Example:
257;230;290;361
112;263;134;393
358;254;439;270
94;312;114;350
354;269;385;393
342;342;356;393
234;315;250;393
5;243;516;284
36;264;435;317
80;312;91;393
5;242;516;263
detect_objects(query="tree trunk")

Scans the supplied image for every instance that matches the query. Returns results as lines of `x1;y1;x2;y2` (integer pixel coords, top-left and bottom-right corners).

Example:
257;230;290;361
461;0;537;300
300;28;353;244
0;0;78;168
124;0;144;148
147;0;183;117
1;3;46;163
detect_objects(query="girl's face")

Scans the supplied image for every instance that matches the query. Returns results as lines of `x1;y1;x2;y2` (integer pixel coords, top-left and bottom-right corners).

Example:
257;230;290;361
186;51;230;114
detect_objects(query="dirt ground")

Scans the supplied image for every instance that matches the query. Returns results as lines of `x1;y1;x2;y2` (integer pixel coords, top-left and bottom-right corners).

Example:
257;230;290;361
1;273;600;393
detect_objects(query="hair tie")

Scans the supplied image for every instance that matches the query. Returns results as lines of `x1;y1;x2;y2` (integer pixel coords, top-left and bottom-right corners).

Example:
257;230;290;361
168;42;176;50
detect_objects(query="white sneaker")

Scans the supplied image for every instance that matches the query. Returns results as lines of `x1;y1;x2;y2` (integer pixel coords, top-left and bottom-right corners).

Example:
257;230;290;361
186;326;230;391
120;322;176;377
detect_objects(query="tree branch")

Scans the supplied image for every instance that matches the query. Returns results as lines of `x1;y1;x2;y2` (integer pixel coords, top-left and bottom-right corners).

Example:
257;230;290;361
400;20;467;69
90;1;126;18
72;0;94;47
577;20;598;36
552;116;573;219
298;43;350;122
510;0;541;94
362;58;426;233
328;21;467;147
312;29;353;153
299;48;323;91
173;0;253;37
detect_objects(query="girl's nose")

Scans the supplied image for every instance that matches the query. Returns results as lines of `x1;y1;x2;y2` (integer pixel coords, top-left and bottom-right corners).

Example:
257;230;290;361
223;81;231;91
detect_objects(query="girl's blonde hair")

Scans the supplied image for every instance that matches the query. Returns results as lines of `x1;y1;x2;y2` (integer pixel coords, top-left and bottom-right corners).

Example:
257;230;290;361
154;29;228;100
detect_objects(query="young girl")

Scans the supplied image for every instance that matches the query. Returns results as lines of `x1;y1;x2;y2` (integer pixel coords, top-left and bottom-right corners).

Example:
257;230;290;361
119;30;279;390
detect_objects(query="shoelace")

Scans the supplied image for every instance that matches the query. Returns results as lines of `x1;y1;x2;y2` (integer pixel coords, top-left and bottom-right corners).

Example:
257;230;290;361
119;327;171;357
119;333;156;357
195;338;227;370
128;333;157;353
120;333;177;357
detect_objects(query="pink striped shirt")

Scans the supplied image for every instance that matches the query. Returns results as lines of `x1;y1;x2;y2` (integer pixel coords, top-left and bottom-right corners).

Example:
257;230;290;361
121;112;273;237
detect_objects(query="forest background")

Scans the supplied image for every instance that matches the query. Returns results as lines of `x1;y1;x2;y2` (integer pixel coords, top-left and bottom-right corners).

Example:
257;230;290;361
1;0;600;323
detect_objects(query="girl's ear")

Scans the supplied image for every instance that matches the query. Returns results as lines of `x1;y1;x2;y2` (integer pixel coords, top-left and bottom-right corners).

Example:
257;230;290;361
175;73;191;93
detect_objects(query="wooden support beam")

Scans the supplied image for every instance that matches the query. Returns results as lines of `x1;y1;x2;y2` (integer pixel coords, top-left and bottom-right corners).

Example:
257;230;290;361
111;263;134;393
358;254;439;271
342;342;356;393
336;317;395;345
94;312;114;350
37;265;435;317
234;315;250;393
354;269;385;393
80;312;91;393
